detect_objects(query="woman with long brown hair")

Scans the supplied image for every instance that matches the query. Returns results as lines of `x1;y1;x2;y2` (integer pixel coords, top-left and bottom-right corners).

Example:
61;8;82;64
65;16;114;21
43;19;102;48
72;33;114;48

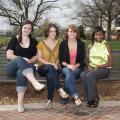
37;23;68;108
6;20;45;112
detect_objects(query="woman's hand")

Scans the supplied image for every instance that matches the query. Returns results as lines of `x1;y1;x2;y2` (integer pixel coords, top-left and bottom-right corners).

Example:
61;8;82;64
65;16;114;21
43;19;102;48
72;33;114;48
23;57;31;64
51;63;59;70
67;64;77;71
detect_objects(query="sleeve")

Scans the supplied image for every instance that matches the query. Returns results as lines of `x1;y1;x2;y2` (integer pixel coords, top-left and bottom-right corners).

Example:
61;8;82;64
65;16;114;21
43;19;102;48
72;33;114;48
32;39;38;56
79;41;86;67
36;41;43;51
6;35;16;51
59;41;64;66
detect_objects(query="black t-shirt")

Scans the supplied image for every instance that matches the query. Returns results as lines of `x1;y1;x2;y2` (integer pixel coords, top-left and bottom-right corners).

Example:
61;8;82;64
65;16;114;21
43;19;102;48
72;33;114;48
7;35;38;59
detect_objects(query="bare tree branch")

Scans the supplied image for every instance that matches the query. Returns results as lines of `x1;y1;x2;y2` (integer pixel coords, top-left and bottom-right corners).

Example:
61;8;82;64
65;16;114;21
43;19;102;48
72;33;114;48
0;0;60;26
74;0;120;40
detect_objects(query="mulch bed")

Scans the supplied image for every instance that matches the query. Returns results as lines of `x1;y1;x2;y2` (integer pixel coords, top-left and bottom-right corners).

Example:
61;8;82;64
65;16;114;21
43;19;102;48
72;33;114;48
0;82;120;105
0;83;60;105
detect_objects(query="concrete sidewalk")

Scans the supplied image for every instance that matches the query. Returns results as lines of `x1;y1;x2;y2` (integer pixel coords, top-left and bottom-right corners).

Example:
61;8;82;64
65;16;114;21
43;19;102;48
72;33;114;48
0;101;120;120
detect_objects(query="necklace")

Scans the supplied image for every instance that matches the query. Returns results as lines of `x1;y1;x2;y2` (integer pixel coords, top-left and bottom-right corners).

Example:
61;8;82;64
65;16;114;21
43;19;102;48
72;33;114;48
45;39;56;50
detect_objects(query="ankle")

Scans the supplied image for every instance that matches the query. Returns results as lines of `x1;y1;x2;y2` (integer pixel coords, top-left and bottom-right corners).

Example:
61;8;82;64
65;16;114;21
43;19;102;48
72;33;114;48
58;88;62;91
74;96;79;100
46;100;52;108
18;105;24;113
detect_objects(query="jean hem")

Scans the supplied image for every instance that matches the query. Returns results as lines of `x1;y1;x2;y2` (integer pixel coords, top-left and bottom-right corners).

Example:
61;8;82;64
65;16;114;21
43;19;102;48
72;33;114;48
16;86;27;92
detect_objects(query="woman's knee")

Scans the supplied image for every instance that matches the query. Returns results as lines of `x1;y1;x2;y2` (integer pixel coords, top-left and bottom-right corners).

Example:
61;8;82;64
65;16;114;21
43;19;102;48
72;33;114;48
6;63;17;77
15;56;22;60
62;67;72;75
86;72;95;78
45;64;55;71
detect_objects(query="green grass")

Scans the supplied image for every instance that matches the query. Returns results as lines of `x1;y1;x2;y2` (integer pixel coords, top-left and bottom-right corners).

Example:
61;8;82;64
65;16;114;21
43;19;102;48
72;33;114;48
0;36;120;50
84;40;120;51
107;41;120;51
0;36;10;46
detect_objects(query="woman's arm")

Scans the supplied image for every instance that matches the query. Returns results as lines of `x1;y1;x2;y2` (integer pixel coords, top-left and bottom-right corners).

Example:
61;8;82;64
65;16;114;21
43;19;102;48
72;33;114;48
6;49;18;60
78;41;86;68
85;44;92;68
6;35;18;60
28;55;38;64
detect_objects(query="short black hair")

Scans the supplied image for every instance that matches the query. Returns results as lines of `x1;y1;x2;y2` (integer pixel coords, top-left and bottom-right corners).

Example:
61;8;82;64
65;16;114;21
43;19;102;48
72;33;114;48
91;26;105;44
94;26;104;33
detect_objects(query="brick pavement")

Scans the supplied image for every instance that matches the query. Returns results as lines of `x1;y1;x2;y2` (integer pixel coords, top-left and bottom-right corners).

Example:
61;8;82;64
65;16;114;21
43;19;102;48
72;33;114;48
0;102;120;120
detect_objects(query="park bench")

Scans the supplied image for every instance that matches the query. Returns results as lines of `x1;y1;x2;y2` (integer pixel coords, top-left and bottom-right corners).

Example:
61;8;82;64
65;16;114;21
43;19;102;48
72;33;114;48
0;48;47;83
0;47;120;84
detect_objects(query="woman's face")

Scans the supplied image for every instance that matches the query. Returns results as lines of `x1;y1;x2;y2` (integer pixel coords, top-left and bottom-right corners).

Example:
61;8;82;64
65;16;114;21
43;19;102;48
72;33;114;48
22;24;32;36
48;27;57;40
67;28;77;40
94;31;104;42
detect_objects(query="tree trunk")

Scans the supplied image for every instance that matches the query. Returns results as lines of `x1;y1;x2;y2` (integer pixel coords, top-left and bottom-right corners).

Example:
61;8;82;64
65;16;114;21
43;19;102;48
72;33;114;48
25;7;28;20
100;14;102;27
106;19;111;41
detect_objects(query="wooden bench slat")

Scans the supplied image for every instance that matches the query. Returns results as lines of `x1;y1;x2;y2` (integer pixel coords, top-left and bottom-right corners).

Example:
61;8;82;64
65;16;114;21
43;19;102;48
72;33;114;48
0;49;120;83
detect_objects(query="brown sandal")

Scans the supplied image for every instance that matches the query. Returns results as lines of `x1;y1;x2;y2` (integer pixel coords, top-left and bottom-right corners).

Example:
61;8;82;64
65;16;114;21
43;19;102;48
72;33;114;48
74;96;82;106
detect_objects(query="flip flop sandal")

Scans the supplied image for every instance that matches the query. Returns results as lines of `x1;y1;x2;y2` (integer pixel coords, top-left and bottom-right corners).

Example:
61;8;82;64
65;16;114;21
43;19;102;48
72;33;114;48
74;97;82;106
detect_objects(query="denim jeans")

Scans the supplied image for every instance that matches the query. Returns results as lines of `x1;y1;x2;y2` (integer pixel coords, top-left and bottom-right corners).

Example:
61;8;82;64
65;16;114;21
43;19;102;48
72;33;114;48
6;56;36;91
37;64;61;100
62;67;83;97
81;68;110;101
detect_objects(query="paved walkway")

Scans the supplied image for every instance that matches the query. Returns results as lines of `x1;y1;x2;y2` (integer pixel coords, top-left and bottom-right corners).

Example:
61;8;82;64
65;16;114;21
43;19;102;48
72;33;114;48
0;101;120;120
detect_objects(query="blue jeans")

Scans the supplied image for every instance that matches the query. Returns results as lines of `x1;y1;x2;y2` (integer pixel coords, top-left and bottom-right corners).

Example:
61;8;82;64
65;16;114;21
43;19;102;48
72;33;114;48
37;64;61;100
62;67;83;97
6;57;36;89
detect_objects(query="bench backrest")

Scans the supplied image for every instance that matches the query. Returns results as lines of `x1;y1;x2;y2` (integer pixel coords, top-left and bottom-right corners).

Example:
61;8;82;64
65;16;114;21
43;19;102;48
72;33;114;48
0;48;120;82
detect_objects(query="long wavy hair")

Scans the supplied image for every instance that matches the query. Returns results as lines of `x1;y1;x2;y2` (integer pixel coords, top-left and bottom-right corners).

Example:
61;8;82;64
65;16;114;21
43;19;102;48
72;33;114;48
18;20;34;43
44;23;59;39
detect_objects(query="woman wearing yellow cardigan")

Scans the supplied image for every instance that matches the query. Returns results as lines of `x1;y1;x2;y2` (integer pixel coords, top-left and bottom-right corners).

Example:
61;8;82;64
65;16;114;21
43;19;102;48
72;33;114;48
37;23;68;108
81;26;113;107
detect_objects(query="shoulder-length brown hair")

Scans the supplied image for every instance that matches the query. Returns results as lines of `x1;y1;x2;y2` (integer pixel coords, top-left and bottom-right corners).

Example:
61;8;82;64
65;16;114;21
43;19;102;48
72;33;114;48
65;24;80;41
44;23;59;39
18;20;34;43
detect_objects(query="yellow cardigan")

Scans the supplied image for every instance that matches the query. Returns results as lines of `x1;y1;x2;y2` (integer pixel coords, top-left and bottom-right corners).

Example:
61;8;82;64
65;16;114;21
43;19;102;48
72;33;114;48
37;40;61;67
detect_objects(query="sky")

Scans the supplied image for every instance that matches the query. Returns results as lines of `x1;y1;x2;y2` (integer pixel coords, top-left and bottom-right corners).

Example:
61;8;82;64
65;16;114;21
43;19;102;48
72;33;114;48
47;0;80;28
0;0;80;30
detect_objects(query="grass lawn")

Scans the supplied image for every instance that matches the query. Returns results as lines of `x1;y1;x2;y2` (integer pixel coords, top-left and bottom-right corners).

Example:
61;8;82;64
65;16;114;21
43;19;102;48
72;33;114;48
0;36;10;46
107;41;120;51
0;36;120;50
83;40;120;51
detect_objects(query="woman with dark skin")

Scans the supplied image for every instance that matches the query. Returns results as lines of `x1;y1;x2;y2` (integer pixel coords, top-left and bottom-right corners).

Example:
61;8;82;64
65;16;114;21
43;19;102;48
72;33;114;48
81;26;113;107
